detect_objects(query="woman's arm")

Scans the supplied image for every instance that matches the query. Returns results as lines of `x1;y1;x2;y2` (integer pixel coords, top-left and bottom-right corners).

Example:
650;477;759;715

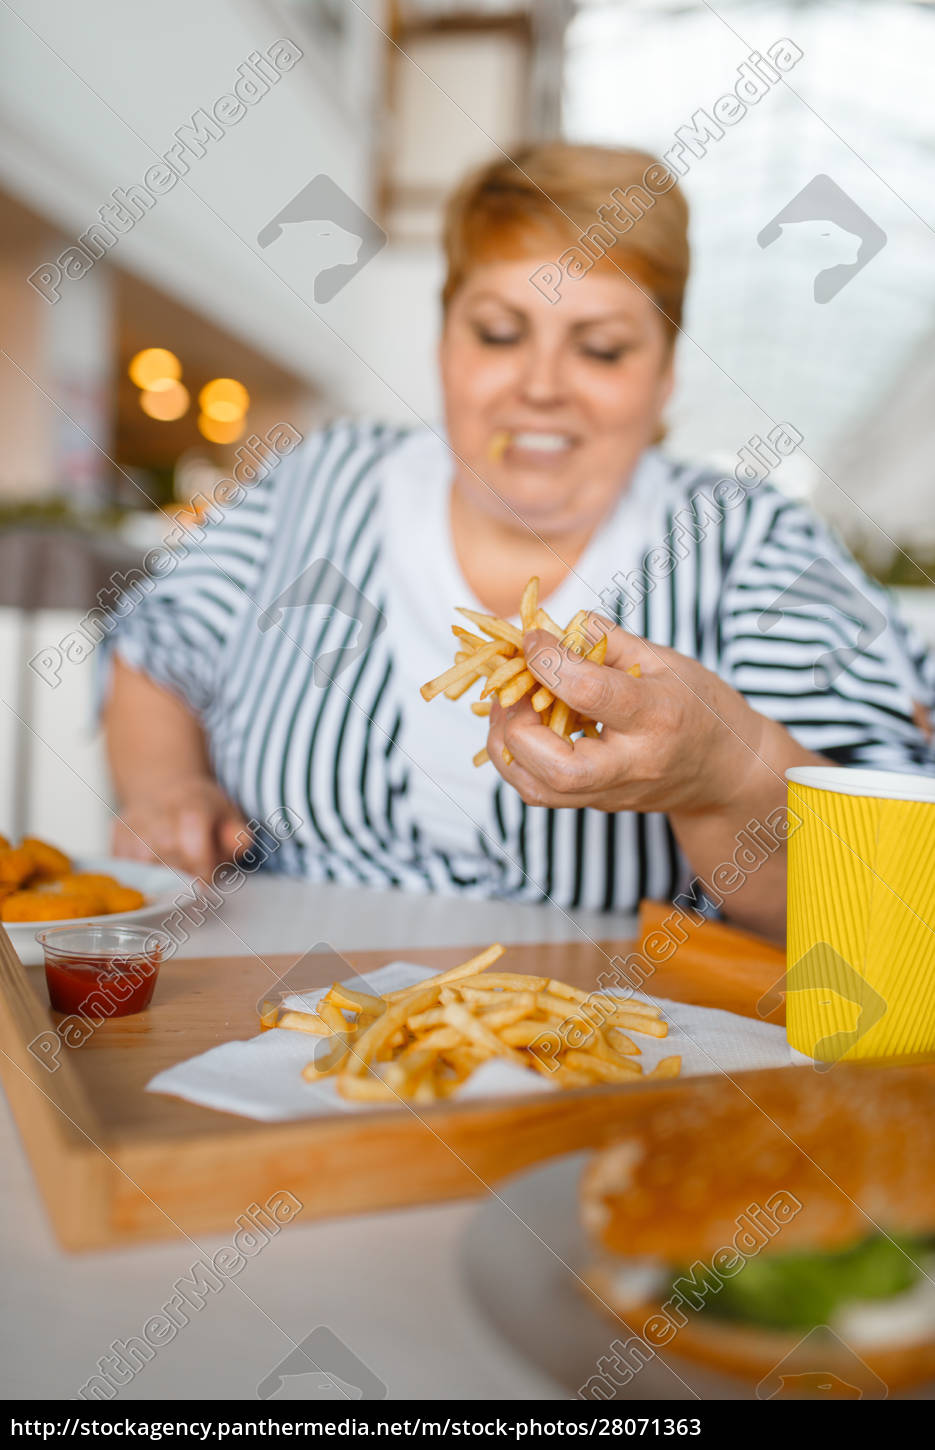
666;712;822;942
487;623;825;944
104;657;248;879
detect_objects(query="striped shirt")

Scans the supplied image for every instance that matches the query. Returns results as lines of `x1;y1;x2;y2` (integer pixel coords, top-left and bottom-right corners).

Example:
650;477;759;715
109;422;935;912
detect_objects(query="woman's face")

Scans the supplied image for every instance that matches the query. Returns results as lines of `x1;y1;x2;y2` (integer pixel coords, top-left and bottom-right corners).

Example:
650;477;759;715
440;257;675;538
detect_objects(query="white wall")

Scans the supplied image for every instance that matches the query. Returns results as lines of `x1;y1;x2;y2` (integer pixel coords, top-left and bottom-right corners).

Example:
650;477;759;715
0;608;113;854
0;0;389;411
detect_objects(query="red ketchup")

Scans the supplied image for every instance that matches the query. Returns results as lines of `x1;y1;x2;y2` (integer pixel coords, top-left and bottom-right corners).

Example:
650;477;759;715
36;926;170;1019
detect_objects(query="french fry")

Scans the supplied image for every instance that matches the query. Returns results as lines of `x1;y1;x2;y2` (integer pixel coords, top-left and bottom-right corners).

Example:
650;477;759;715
421;641;502;701
606;1026;640;1057
317;1000;352;1035
454;608;523;649
527;1055;595;1088
445;672;481;701
482;657;525;697
383;944;505;1002
647;1054;681;1079
564;1049;641;1082
299;944;676;1103
277;1008;334;1037
325;983;386;1016
533;607;562;636
452;626;488;648
452;971;548;992
302;1032;354;1080
423;579;642;767
588;992;662;1018
440;1002;530;1069
608;1011;668;1038
335;1073;397;1102
498;669;536;707
405;1026;462;1051
500;1018;553;1048
406;1006;449;1031
480;993;537;1028
549;698;572;737
546;982;661;1019
541;979;588;1002
259;1001;280;1031
341;985;441;1078
488;429;510;461
383;1046;438;1095
442;1045;488;1076
520;577;539;633
501;746;513;766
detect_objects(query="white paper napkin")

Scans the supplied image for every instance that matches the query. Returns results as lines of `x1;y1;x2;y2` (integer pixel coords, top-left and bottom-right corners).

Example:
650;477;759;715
145;961;811;1122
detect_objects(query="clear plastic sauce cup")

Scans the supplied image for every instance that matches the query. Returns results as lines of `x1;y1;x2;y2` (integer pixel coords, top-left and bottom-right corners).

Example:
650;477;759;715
35;924;171;1017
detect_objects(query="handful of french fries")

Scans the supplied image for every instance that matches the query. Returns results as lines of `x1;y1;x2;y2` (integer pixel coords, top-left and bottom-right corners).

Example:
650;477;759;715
259;944;679;1104
420;576;639;767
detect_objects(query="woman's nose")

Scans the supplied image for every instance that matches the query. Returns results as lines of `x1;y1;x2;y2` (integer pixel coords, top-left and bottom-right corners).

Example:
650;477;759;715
517;344;567;407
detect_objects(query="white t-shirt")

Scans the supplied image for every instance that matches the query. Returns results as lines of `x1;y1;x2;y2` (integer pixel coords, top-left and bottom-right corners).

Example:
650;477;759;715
379;427;668;864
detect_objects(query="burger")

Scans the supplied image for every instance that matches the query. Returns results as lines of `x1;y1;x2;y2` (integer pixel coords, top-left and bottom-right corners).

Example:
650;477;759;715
580;1064;935;1395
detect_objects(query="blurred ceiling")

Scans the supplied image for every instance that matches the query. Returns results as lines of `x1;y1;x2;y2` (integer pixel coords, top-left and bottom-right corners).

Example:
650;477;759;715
564;0;935;536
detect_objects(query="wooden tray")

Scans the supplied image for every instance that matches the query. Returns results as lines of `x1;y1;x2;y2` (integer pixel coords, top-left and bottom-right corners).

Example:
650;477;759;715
0;903;791;1251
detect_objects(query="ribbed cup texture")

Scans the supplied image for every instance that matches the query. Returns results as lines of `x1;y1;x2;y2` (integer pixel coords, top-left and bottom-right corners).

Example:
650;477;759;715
786;783;935;1061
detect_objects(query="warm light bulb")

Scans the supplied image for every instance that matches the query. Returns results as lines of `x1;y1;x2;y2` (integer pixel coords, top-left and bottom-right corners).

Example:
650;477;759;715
197;412;245;444
140;382;190;421
129;348;181;390
199;378;249;422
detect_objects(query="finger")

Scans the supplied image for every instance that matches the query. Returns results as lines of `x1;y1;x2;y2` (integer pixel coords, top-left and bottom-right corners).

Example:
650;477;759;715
522;626;646;728
112;820;156;862
502;710;606;794
576;615;689;678
177;808;218;880
218;810;251;863
494;734;611;809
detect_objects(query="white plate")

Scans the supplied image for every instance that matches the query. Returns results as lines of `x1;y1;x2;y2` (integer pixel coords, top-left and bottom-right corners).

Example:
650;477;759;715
6;857;197;966
460;1152;935;1401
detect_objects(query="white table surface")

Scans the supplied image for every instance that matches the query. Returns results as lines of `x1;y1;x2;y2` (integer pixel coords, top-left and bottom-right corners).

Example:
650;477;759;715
0;875;635;1402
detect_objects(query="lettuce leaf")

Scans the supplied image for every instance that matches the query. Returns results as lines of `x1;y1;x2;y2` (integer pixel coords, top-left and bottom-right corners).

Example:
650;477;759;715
670;1234;930;1330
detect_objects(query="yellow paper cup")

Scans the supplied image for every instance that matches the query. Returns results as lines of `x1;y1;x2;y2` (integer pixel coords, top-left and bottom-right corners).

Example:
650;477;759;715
785;766;935;1063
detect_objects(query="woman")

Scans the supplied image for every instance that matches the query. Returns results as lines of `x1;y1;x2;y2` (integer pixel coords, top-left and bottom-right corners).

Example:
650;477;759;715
104;144;933;942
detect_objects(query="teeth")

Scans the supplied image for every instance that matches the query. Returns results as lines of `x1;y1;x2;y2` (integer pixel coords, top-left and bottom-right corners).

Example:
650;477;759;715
511;432;573;452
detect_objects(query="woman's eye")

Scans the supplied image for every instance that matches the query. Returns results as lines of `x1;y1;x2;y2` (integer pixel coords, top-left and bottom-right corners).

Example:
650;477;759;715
582;344;629;364
473;325;521;346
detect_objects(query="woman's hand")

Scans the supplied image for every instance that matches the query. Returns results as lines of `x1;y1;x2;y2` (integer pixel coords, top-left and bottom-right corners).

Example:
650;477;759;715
112;777;250;880
487;615;823;942
487;617;774;816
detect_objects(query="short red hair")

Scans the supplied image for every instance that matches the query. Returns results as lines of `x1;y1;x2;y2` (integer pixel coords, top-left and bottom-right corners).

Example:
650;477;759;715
442;143;690;342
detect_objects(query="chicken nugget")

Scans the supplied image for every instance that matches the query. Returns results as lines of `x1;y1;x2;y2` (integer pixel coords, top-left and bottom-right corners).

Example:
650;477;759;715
0;847;35;888
56;873;122;895
99;885;146;913
0;834;9;851
1;891;99;923
20;837;72;881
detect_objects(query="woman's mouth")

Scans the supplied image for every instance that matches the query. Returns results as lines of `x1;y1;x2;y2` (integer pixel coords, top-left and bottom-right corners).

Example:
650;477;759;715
489;430;577;465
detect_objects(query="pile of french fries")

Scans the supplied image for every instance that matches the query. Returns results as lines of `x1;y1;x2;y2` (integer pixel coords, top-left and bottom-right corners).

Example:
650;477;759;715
420;576;639;767
259;944;679;1104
